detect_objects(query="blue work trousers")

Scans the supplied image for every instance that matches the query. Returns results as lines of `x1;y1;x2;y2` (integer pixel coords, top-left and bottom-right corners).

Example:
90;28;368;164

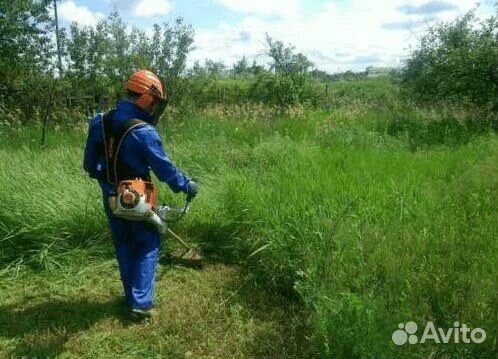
103;192;160;310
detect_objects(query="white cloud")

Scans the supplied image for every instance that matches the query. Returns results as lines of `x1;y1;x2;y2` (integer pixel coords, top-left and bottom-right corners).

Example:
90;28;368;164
215;0;301;18
134;0;173;17
58;0;104;27
192;0;495;73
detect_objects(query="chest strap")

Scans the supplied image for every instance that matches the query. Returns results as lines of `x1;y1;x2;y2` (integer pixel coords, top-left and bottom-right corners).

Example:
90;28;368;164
102;110;148;185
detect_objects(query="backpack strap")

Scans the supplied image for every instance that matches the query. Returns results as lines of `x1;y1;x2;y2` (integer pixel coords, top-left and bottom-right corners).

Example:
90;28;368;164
102;111;148;185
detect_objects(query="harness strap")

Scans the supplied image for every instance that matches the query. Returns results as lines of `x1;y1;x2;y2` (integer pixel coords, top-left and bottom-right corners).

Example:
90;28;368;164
102;111;148;185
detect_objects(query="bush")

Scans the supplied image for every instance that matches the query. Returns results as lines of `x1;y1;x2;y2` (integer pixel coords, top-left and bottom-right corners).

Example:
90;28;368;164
249;72;320;107
402;11;498;110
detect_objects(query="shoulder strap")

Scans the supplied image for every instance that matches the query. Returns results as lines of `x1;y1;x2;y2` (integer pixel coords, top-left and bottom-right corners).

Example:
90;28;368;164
101;111;147;185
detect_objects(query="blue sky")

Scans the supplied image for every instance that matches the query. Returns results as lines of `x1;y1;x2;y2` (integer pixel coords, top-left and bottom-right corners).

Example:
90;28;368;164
56;0;496;72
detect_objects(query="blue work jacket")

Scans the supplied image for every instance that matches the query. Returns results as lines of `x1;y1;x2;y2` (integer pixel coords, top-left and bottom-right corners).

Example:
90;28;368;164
83;100;190;194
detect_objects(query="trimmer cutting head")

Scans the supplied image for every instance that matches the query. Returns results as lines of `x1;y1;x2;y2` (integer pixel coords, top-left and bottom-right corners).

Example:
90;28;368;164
156;201;203;268
169;247;203;268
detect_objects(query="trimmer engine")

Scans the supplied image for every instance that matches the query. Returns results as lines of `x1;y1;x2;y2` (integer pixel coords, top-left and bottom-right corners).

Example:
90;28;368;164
109;178;167;233
108;178;200;266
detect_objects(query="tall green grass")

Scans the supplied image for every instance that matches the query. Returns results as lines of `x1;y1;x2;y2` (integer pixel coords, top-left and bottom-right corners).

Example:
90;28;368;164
216;133;498;358
169;109;498;358
0;105;497;358
0;125;108;269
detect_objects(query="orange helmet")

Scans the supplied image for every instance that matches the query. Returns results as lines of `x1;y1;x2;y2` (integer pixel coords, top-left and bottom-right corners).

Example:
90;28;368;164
125;69;165;110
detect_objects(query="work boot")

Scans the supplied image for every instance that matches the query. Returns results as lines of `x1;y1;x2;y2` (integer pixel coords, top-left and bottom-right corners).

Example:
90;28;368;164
130;307;155;321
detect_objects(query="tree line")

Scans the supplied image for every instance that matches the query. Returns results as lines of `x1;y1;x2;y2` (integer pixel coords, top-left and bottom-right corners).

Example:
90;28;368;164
1;1;497;122
1;1;321;119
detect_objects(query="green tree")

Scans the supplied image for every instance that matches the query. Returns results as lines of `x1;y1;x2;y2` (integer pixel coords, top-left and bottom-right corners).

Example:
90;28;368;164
232;56;249;77
0;0;55;119
204;59;226;77
250;60;266;76
63;12;195;106
265;34;313;74
65;21;111;106
150;18;195;102
101;12;134;95
250;35;316;107
0;0;54;78
402;10;498;110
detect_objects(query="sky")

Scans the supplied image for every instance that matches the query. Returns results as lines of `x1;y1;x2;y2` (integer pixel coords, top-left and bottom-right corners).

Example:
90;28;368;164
55;0;497;73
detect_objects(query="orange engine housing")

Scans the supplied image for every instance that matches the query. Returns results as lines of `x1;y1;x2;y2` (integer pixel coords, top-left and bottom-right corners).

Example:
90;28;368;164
117;178;158;209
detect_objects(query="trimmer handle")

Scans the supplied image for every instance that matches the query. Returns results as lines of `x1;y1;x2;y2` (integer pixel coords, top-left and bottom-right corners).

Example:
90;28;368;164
156;198;190;223
186;179;199;203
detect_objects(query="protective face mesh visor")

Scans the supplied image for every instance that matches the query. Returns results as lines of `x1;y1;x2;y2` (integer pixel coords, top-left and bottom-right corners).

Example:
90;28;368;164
152;97;168;125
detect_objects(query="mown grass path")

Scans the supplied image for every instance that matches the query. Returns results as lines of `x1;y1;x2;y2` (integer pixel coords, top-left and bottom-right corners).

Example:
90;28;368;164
0;258;312;359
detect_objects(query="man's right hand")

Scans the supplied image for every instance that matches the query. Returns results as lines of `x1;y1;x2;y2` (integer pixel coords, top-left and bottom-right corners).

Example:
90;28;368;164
186;180;199;202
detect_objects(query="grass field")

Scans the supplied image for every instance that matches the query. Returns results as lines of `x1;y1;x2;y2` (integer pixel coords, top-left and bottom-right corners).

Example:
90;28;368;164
1;80;497;358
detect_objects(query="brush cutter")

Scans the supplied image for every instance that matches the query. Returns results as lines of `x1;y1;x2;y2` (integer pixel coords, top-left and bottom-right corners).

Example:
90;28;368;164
155;200;203;268
108;178;202;267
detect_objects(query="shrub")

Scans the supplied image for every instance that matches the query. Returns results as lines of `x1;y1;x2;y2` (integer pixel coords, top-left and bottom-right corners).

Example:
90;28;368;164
249;72;320;107
402;11;498;110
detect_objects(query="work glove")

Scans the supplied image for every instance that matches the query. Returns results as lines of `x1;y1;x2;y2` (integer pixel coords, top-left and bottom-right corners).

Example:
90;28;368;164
186;180;199;202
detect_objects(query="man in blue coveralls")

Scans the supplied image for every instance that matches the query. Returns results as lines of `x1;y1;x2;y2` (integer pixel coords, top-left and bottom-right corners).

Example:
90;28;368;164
83;69;199;319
